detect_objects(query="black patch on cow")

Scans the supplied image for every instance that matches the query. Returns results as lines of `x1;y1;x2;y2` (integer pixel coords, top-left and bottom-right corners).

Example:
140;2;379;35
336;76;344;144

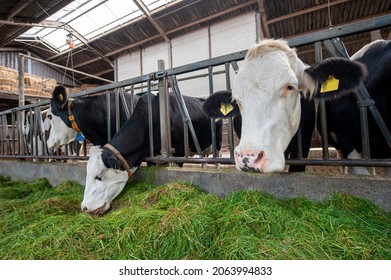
103;93;223;171
202;90;240;118
50;90;140;147
318;40;391;160
306;57;368;99
51;85;68;111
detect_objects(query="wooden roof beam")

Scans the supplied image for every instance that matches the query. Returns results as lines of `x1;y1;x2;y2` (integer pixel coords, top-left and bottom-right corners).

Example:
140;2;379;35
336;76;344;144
257;0;270;38
133;0;170;42
266;0;350;25
3;0;34;21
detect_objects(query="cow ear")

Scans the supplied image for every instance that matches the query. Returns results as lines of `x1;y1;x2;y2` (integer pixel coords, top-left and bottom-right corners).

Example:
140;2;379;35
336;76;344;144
51;86;68;110
301;57;367;99
202;90;240;118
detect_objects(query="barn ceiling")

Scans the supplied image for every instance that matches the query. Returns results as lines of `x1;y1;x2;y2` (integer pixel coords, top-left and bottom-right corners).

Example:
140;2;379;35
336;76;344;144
0;0;390;85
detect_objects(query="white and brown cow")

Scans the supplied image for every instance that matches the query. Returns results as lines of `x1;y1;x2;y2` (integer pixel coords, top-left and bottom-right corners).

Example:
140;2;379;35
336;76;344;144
203;39;367;173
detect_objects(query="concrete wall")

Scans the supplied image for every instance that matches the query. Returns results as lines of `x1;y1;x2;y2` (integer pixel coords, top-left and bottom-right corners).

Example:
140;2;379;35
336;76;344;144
1;160;390;212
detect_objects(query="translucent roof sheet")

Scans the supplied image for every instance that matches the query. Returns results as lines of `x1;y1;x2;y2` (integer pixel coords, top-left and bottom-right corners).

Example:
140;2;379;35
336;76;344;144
21;0;175;53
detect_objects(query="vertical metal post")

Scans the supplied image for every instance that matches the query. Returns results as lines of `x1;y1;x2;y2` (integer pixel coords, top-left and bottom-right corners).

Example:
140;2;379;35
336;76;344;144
130;85;135;115
158;59;170;158
106;91;111;142
18;55;25;155
225;63;235;158
119;87;131;119
170;75;203;157
115;88;120;132
208;66;218;158
11;112;16;155
147;80;154;157
18;55;25;108
0;116;4;154
315;41;330;160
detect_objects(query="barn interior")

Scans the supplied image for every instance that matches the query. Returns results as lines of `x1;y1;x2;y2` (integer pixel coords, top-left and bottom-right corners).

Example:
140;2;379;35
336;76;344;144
0;0;390;112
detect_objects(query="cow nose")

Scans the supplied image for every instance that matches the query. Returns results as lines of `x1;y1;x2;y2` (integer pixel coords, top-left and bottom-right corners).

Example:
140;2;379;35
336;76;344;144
234;148;266;172
81;206;88;212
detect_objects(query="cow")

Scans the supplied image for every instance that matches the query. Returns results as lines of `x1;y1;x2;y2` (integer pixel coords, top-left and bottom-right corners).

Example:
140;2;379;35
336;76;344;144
202;38;367;173
203;90;315;172
25;108;80;161
319;39;391;175
47;86;139;149
80;93;222;215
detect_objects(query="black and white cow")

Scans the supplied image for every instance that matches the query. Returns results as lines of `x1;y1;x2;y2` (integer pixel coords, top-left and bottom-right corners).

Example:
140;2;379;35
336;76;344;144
320;39;391;175
47;86;139;149
203;90;315;172
202;38;367;173
81;93;222;215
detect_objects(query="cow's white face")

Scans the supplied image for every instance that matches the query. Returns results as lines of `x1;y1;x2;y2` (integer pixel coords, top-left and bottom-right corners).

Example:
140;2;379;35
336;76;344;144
232;40;306;173
46;107;77;149
81;146;137;215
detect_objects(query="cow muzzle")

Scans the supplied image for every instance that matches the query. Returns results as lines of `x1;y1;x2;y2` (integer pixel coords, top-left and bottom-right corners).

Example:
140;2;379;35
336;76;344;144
81;202;110;216
234;146;284;173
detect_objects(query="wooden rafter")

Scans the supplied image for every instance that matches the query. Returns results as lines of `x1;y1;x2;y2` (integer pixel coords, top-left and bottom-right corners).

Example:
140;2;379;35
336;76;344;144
266;0;350;25
257;0;270;38
133;0;170;42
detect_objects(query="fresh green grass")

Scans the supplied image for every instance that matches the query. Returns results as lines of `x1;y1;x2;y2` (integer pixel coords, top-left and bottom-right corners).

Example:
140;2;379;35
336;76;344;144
0;175;390;260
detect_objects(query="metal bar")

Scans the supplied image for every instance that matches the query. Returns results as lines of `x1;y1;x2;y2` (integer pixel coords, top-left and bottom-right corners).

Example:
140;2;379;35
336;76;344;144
314;41;330;159
170;75;203;157
119;87;131;119
208;66;218;158
106;91;111;142
158;60;169;157
11;112;15;156
147;80;154;158
0;116;4;154
115;89;120;132
5;120;11;154
35;106;48;156
225;63;235;158
144;156;391;167
19;54;113;83
287;14;391;47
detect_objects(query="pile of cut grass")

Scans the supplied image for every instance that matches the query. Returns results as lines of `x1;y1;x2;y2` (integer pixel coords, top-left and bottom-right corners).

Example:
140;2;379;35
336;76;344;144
0;175;390;260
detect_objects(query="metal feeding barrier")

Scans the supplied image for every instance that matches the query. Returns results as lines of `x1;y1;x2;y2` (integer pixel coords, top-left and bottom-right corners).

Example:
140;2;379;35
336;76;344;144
0;15;390;172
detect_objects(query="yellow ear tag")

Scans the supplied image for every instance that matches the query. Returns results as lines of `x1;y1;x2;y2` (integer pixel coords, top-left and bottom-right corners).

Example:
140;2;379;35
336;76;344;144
320;75;339;93
220;103;234;116
58;94;64;101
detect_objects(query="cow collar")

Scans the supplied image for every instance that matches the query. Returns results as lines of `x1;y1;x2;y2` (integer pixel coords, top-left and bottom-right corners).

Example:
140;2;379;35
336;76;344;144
104;143;133;178
67;101;81;133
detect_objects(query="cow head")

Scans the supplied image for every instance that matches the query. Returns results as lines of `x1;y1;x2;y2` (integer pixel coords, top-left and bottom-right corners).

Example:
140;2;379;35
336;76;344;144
81;146;138;215
203;39;367;173
47;86;77;149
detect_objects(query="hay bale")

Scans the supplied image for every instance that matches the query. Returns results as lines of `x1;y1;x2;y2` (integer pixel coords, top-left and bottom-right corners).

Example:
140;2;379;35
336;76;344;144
0;66;57;96
68;84;99;94
0;66;18;92
24;73;57;97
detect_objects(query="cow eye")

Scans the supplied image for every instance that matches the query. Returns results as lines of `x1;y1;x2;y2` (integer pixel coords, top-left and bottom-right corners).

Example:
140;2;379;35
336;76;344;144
47;114;52;120
95;176;102;181
282;84;297;97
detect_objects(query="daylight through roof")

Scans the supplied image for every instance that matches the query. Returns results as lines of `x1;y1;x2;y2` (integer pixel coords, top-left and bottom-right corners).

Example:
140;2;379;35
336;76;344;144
19;0;176;53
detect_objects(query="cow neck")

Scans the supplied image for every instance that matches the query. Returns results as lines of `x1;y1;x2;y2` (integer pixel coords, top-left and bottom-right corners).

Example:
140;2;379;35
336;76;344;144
104;143;132;178
67;100;81;133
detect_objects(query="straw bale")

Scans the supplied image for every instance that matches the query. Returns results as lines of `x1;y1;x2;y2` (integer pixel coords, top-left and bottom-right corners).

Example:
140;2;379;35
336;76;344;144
0;66;57;97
